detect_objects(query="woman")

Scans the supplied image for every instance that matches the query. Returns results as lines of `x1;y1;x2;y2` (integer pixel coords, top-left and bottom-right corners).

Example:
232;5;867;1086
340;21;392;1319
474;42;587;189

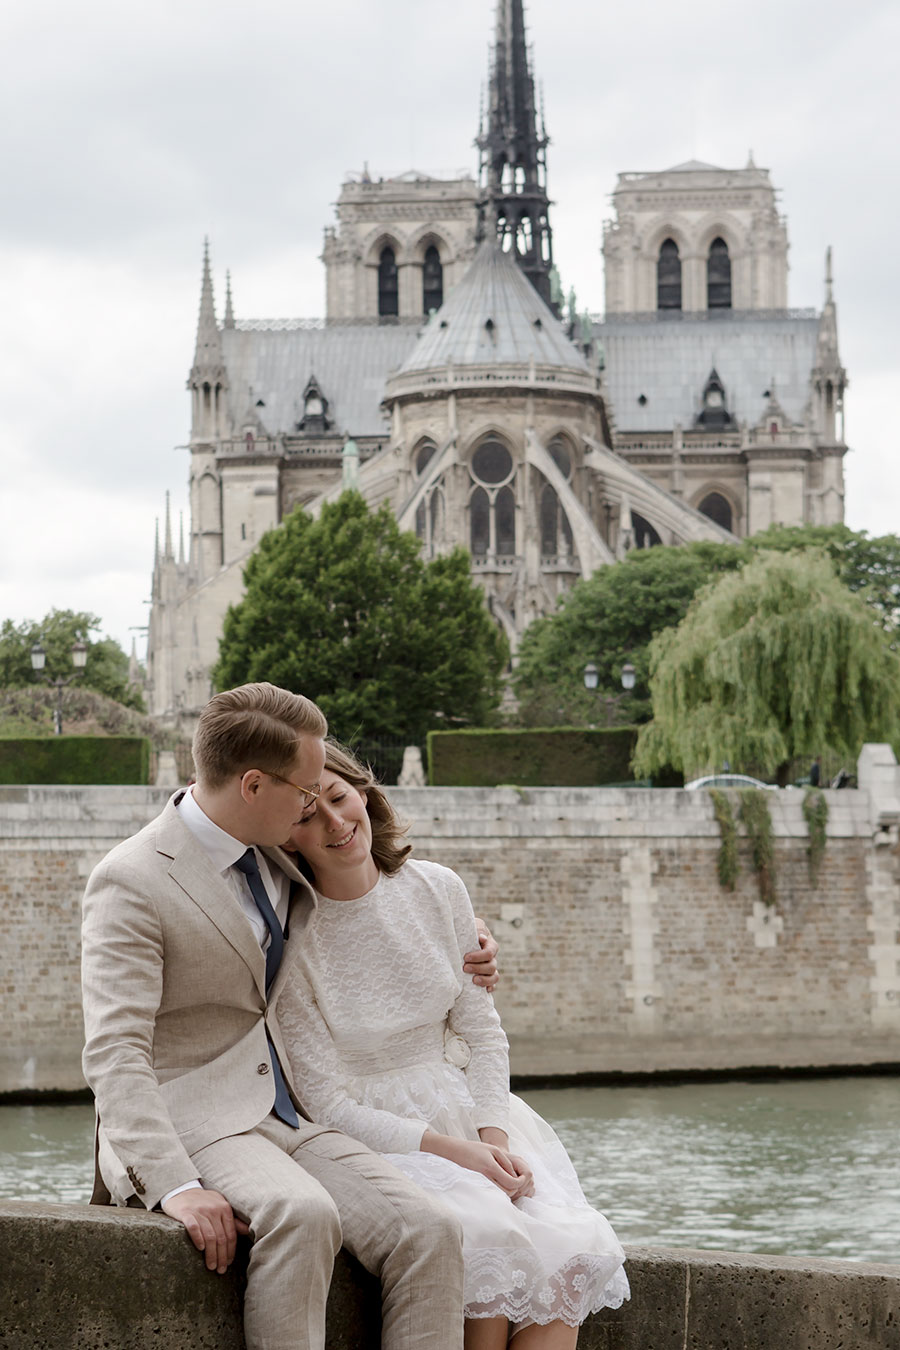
278;741;629;1348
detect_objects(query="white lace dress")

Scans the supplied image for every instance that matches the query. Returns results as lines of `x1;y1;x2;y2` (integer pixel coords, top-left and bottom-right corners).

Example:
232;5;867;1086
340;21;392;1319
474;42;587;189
279;858;629;1331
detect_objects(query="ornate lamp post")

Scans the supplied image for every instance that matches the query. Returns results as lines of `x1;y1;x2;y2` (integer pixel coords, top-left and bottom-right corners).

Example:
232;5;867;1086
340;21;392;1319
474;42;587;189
30;640;88;735
583;660;636;727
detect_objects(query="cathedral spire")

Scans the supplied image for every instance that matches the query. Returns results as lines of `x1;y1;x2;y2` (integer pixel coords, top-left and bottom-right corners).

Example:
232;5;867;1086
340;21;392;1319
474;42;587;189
188;239;228;443
164;490;173;560
224;269;235;329
193;238;222;367
476;0;555;308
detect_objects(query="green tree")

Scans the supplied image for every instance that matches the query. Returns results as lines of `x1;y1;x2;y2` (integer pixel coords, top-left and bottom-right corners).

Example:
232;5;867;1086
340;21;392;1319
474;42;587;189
747;523;900;633
512;541;744;725
0;609;144;711
213;493;507;742
633;551;900;782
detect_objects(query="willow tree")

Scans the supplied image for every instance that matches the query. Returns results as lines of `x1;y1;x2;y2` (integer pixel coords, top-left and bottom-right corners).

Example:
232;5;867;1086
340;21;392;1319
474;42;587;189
633;550;900;782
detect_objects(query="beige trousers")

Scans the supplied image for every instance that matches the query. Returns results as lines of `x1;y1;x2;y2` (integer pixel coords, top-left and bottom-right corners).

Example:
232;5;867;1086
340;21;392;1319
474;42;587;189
192;1116;465;1350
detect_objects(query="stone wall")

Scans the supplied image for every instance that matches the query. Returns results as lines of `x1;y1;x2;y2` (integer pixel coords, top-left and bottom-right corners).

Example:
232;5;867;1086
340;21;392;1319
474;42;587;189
1;759;900;1093
1;1202;897;1350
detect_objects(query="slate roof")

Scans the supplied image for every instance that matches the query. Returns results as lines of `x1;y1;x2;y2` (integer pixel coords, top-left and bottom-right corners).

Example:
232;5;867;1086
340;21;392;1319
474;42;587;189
221;322;421;437
594;312;820;433
399;241;589;375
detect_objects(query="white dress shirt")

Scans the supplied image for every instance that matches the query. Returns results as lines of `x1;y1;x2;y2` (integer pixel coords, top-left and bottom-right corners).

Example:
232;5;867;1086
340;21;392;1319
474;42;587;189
161;786;292;1206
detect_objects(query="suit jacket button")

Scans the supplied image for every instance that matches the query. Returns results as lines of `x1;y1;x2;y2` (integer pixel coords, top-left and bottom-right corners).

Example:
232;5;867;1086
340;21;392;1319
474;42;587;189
257;1062;270;1075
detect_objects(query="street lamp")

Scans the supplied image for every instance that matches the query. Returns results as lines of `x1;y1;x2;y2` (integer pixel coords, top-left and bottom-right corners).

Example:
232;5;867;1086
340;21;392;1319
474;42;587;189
583;660;636;727
30;640;88;735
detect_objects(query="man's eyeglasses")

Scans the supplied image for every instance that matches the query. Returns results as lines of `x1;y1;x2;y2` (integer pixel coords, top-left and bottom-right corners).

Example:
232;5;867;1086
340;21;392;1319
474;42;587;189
267;772;321;809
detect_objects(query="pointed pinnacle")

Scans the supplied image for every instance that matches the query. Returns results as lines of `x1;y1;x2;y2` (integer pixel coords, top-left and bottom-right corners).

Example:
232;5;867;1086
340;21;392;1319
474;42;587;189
164;491;174;560
224;270;235;328
825;246;833;303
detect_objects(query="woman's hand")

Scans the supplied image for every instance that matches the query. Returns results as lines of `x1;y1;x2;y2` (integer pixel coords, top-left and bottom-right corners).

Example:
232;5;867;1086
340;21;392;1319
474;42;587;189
421;1130;521;1196
421;1130;533;1200
479;1127;535;1200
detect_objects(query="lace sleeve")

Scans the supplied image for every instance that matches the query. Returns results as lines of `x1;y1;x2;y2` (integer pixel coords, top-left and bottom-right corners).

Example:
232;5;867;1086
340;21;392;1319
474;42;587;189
443;871;511;1136
278;971;429;1153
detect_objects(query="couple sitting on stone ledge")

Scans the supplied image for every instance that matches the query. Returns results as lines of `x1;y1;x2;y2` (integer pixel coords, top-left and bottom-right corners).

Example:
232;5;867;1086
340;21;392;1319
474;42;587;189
82;681;628;1349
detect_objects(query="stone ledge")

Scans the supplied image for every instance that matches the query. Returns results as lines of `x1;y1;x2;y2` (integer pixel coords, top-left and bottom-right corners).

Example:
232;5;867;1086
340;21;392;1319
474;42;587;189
1;1202;897;1350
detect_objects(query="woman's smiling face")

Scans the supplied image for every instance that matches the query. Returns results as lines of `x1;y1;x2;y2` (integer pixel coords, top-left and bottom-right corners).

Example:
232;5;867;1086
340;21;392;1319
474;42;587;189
285;768;376;888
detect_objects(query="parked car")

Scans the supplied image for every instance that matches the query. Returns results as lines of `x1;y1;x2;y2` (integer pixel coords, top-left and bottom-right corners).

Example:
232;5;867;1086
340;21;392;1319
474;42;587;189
684;773;779;791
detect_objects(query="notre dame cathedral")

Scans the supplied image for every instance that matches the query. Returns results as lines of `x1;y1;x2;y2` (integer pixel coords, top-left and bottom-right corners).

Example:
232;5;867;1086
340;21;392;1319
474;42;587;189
146;0;848;721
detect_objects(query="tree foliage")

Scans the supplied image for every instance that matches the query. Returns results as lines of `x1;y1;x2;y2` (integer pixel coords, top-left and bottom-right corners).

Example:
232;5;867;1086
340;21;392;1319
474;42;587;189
747;523;900;634
0;609;143;711
633;551;900;780
512;541;743;724
213;493;507;743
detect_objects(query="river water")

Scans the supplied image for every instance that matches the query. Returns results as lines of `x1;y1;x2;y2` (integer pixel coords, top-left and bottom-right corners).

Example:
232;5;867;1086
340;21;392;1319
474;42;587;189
1;1076;897;1264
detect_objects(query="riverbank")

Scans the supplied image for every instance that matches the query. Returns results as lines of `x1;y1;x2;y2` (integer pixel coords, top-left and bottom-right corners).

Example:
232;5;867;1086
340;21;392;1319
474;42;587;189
3;757;900;1092
1;1201;896;1350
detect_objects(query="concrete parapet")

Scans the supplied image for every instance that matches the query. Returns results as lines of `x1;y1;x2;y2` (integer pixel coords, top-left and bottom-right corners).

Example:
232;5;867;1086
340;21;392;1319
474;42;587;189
1;1202;897;1350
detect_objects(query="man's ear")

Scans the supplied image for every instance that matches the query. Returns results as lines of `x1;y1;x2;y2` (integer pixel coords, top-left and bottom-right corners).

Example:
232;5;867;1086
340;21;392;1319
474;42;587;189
239;769;264;803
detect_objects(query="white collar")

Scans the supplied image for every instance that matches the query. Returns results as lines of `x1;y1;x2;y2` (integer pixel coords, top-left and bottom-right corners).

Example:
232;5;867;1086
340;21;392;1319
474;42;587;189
178;784;253;873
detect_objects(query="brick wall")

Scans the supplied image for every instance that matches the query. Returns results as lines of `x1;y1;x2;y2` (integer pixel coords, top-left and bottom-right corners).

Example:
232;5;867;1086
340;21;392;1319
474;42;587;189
1;777;899;1092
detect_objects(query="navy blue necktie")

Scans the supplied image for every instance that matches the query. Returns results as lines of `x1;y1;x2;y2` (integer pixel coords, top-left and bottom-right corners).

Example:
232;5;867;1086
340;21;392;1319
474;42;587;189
233;848;300;1128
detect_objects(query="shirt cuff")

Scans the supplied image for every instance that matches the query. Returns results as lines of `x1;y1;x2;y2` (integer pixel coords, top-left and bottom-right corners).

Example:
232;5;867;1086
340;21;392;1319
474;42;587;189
160;1179;202;1207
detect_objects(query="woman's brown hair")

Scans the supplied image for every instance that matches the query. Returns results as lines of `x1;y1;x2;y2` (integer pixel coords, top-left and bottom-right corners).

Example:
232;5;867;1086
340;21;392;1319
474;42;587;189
321;740;412;876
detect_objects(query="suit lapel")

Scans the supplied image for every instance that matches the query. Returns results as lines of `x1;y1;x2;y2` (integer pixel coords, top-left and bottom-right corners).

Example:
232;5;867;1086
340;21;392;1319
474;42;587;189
261;845;316;1006
156;795;267;998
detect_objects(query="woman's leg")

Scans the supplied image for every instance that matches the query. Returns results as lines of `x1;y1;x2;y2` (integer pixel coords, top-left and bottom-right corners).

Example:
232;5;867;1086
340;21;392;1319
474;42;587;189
464;1316;509;1350
511;1322;579;1349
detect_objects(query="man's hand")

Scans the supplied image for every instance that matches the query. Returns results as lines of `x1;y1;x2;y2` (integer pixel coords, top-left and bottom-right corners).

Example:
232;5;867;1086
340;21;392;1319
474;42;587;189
465;918;499;992
162;1187;251;1274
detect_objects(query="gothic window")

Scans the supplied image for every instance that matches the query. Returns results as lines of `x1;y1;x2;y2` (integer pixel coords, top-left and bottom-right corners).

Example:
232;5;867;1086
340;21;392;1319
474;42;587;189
429;486;445;544
632;513;662;548
696;368;733;428
540;484;559;555
471;438;513;485
698;492;733;532
495;487;516;556
415;499;426;540
561;510;573;555
415;440;437;475
378;246;399;317
470;487;490;556
548;438;572;480
707;238;732;309
423;245;443;315
540;482;574;558
298;375;330;432
657;239;682;310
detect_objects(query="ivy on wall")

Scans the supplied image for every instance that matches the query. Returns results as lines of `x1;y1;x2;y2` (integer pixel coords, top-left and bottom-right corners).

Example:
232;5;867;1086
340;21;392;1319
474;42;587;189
738;789;777;907
802;788;829;888
709;788;739;890
708;787;778;905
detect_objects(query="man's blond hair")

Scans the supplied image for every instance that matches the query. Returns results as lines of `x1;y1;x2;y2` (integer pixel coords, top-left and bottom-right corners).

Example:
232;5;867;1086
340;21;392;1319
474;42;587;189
193;683;327;789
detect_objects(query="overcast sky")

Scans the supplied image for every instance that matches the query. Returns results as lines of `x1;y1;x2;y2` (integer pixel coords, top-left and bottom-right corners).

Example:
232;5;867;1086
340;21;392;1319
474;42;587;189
2;0;897;657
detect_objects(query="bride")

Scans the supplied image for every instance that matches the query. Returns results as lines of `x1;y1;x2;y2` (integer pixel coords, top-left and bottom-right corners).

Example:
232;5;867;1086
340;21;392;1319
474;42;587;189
277;741;629;1348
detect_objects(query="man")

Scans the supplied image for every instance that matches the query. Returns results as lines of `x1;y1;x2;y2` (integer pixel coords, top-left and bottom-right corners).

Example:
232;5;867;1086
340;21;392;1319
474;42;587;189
82;682;498;1350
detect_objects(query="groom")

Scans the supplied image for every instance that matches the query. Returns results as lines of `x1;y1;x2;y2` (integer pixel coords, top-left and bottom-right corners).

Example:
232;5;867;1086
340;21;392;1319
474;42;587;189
81;682;497;1350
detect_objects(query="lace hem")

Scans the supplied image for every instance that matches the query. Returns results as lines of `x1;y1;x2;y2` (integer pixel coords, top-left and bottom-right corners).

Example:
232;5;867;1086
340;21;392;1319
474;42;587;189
463;1249;630;1327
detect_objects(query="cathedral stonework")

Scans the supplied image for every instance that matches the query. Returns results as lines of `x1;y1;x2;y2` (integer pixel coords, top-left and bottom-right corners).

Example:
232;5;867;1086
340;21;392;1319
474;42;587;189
145;6;848;723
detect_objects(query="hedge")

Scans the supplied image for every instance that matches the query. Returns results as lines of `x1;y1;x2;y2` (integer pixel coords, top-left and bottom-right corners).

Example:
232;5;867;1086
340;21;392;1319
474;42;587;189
427;727;641;787
0;737;152;785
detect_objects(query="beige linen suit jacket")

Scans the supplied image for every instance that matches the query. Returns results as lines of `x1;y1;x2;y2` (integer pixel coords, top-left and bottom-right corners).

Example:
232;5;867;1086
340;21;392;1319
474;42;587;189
81;791;315;1210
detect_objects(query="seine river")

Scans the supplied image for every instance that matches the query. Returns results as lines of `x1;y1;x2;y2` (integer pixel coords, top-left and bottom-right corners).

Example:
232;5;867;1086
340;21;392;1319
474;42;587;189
1;1076;897;1264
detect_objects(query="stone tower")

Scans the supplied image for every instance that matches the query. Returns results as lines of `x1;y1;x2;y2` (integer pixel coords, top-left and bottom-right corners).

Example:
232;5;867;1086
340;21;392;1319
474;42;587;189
476;0;555;307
